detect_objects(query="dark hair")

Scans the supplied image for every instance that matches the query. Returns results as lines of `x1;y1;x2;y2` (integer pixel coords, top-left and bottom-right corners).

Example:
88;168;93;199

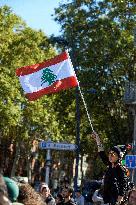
75;189;81;193
110;146;122;158
65;186;73;194
56;193;63;201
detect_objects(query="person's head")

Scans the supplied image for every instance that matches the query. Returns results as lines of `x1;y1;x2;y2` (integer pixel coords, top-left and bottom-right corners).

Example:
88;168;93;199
18;183;45;205
62;186;73;199
128;188;136;205
55;193;63;204
75;188;81;197
108;146;122;163
40;184;50;199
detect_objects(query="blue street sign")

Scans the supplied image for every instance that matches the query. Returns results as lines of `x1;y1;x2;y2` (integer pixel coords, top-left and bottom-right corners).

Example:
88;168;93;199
125;155;136;169
39;141;78;151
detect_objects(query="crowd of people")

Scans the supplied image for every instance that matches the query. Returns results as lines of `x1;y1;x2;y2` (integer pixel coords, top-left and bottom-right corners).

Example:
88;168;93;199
0;172;135;205
0;132;136;205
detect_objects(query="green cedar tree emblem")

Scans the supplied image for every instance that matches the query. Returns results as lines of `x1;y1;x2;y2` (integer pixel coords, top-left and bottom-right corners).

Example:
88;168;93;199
41;68;57;86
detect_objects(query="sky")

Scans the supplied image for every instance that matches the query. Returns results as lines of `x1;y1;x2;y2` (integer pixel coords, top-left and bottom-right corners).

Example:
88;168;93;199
0;0;65;37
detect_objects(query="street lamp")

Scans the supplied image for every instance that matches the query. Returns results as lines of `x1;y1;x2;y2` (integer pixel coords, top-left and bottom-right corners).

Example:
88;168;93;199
124;82;136;184
123;26;136;185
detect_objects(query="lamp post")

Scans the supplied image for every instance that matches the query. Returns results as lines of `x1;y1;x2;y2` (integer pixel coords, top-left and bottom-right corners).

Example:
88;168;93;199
70;48;80;191
45;148;51;185
49;36;80;190
124;89;136;184
124;28;136;184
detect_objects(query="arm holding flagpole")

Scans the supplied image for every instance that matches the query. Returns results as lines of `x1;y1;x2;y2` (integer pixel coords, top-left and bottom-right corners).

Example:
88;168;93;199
91;132;104;152
92;132;110;166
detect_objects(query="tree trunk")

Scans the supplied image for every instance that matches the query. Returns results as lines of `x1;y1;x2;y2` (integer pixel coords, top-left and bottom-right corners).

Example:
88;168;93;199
11;143;20;177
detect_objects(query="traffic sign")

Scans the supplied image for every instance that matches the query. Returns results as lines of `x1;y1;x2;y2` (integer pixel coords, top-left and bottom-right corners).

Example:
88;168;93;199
39;141;78;151
125;155;136;169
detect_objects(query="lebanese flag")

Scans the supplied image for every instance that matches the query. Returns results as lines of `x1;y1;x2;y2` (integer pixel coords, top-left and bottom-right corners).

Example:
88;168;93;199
16;51;78;101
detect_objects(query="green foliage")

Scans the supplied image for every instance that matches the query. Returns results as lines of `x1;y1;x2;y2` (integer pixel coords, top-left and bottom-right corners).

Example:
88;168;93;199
0;1;135;178
53;0;136;177
0;6;60;144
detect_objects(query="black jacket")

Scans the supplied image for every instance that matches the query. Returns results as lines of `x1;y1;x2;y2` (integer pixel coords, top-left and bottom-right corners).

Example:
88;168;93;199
45;195;56;205
63;199;76;205
99;151;127;205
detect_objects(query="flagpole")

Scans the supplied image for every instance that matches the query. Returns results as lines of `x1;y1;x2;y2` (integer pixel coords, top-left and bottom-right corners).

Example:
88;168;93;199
78;85;94;132
74;85;80;189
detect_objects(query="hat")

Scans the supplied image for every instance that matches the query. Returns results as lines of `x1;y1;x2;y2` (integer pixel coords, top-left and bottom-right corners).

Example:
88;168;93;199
4;177;19;202
40;183;49;192
110;146;123;158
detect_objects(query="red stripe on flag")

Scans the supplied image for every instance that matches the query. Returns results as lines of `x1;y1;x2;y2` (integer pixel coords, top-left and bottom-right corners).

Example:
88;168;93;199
25;76;78;101
16;51;68;77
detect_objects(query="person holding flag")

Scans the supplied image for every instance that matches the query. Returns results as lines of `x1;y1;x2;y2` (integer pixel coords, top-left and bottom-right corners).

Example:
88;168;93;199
92;132;128;205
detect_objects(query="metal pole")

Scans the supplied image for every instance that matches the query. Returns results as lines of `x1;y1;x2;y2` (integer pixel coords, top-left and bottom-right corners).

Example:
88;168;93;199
132;107;136;185
45;148;51;185
74;86;80;190
69;47;80;191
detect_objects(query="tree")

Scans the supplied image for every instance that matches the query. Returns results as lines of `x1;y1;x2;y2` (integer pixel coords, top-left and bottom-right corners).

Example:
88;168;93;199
0;5;61;175
53;0;136;178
